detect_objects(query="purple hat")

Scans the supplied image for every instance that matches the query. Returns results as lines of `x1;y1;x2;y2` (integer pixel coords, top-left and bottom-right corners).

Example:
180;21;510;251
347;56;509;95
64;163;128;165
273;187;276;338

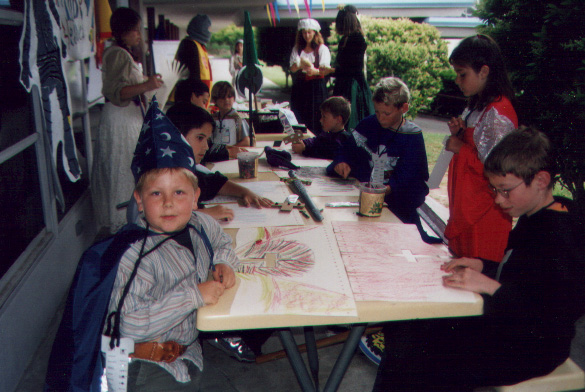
131;97;196;182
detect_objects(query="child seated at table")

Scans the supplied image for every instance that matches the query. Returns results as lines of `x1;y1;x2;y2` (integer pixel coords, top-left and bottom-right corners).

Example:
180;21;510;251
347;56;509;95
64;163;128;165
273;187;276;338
327;77;439;244
210;81;251;147
44;99;241;391
291;96;352;160
166;102;272;223
373;127;585;391
174;78;210;109
174;79;246;162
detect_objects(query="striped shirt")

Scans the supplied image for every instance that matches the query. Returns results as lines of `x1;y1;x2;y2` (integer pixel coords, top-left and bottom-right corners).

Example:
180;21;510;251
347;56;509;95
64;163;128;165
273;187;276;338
105;211;240;382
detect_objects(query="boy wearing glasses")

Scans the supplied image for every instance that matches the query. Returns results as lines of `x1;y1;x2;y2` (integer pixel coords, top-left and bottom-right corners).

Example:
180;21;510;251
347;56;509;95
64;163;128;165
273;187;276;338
374;127;585;391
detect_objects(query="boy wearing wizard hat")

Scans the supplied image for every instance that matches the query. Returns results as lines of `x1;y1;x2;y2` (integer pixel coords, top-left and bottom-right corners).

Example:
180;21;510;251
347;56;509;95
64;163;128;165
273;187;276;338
105;98;239;389
44;98;239;391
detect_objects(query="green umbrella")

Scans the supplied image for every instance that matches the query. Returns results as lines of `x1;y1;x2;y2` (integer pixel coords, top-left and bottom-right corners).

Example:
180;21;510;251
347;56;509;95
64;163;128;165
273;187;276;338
240;10;263;145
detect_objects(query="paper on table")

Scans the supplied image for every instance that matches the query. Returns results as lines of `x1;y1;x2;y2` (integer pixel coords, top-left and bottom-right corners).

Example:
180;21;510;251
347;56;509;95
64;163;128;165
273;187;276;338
332;221;476;303
201;181;291;204
230;225;357;316
217;204;305;228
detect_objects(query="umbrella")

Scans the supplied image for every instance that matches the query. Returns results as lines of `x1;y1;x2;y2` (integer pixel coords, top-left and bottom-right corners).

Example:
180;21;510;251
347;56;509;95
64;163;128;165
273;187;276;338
240;10;263;146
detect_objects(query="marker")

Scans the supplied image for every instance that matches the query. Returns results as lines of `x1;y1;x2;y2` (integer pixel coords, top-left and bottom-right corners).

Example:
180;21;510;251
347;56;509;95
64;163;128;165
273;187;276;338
219;273;223;284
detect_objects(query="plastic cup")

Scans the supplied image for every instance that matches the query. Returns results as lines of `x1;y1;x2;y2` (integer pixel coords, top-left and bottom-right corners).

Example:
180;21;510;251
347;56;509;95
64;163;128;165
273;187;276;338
237;152;259;179
358;182;386;217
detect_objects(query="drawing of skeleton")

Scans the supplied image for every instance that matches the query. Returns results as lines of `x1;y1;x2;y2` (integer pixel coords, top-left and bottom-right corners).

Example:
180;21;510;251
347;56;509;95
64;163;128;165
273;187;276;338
352;130;398;185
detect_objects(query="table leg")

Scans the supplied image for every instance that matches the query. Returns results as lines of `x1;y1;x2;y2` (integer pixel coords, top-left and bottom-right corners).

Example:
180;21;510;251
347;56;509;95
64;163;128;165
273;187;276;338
278;329;316;392
304;327;319;390
323;324;367;392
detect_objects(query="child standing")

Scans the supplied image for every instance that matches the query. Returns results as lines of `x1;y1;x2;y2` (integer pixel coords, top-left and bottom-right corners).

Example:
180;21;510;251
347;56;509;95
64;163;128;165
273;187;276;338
444;34;518;262
210;81;251;147
328;77;439;244
373;127;585;391
292;96;351;160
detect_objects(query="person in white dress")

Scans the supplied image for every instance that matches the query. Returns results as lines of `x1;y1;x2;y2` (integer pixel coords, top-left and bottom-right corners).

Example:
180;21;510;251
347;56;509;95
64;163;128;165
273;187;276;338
91;7;164;234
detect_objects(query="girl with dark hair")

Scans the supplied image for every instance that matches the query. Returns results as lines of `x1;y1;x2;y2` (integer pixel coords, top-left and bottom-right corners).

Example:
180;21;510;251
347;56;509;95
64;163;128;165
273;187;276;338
91;7;164;234
331;5;373;130
289;18;332;135
444;34;518;263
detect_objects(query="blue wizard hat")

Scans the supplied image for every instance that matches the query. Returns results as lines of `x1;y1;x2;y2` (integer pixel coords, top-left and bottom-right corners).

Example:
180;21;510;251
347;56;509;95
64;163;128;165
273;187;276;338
131;97;196;182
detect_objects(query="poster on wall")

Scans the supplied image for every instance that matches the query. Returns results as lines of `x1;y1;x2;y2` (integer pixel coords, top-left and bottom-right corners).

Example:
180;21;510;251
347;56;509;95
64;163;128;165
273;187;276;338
19;0;95;208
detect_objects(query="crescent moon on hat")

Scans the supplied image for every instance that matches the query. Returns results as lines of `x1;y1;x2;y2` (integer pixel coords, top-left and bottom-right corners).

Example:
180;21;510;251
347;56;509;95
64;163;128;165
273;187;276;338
188;157;195;166
161;132;172;141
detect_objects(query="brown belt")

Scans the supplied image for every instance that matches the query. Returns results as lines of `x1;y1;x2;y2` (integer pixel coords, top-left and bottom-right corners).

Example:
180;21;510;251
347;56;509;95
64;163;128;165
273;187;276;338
131;341;187;363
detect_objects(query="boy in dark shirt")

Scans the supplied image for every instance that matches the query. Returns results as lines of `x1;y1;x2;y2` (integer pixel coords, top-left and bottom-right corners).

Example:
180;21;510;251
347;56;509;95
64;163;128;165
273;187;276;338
374;127;585;391
292;96;352;160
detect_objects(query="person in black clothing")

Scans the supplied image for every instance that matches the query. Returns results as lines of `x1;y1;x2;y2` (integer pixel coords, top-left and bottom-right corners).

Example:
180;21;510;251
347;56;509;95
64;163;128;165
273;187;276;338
291;96;351;160
331;5;374;130
373;127;585;391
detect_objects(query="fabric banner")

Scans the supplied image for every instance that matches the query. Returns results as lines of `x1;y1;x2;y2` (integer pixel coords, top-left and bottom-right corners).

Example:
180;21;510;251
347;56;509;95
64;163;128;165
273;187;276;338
19;0;95;208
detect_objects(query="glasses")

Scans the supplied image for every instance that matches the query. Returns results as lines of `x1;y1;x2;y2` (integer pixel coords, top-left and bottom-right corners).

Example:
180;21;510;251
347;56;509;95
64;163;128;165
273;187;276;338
489;180;524;199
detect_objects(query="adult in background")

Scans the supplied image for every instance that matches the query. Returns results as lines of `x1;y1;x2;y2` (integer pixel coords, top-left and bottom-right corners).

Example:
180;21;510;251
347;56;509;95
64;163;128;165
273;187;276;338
91;7;163;234
289;18;332;135
332;5;373;130
175;14;213;90
229;39;244;99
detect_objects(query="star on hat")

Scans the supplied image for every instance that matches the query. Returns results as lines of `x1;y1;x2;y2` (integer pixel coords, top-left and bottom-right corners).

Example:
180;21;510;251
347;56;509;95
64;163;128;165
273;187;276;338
131;97;196;182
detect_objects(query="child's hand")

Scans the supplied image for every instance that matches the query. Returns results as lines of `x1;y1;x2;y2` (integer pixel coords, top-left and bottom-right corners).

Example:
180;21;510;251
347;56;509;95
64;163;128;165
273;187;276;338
145;74;164;91
228;146;248;159
334;163;352;179
240;189;273;208
198;280;225;305
213;264;236;289
441;257;483;273
445;135;464;154
291;142;305;154
442;267;501;296
448;117;465;136
200;205;234;222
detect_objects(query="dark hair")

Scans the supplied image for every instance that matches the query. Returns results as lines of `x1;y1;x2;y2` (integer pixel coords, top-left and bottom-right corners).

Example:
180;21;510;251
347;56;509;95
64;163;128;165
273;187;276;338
110;7;141;44
210;81;235;101
335;5;363;37
295;29;324;52
449;34;515;111
321;96;351;125
484;126;555;188
174;79;210;103
166;102;215;137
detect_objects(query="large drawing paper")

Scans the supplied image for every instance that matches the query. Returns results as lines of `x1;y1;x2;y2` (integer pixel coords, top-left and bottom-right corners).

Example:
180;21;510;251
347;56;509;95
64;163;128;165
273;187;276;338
217;205;305;228
332;222;476;303
202;181;291;204
230;225;357;316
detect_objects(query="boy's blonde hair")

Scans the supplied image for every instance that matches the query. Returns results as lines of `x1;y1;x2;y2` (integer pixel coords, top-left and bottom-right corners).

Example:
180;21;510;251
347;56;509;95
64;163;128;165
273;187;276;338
135;167;199;194
372;77;410;108
484;126;555;189
320;96;351;126
211;81;236;102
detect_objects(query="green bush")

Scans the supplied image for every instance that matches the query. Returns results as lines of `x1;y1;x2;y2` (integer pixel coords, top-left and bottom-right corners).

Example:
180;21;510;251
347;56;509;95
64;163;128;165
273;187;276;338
476;0;585;210
209;24;244;49
329;17;453;119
